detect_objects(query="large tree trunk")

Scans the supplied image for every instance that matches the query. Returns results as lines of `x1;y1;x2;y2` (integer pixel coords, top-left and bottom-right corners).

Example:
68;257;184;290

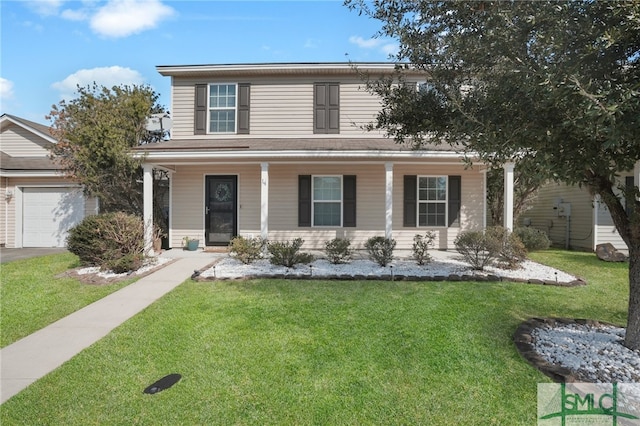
626;244;640;349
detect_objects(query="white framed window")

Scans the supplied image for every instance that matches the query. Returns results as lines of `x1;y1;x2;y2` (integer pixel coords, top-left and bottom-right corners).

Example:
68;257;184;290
312;175;342;227
209;83;236;133
418;176;448;227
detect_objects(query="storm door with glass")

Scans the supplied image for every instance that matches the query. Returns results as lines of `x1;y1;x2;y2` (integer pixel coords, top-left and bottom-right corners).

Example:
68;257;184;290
205;175;237;245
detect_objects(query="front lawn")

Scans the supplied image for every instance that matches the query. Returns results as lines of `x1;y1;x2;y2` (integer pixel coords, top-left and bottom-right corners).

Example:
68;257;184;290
0;250;629;424
0;253;135;348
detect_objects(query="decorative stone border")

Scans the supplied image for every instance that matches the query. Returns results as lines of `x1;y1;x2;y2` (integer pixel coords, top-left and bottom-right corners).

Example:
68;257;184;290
193;268;586;287
513;317;620;383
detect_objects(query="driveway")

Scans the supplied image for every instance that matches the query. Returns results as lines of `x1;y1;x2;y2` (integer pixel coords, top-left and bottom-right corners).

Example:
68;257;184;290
0;248;69;264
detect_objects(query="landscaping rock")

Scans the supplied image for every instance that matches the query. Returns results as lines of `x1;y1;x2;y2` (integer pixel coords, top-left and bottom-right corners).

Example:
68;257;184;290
595;243;628;262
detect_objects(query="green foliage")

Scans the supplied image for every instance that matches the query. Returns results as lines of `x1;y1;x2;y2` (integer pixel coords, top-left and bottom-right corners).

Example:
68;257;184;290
229;235;265;264
455;227;526;270
324;238;353;264
66;212;147;272
267;238;314;268
454;230;497;271
47;84;169;227
364;236;396;267
485;226;527;270
412;231;435;265
514;227;551;252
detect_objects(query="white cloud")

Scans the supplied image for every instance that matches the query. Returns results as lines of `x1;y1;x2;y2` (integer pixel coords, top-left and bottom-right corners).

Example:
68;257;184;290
349;35;399;57
90;0;175;38
51;66;144;101
0;77;15;101
23;0;66;16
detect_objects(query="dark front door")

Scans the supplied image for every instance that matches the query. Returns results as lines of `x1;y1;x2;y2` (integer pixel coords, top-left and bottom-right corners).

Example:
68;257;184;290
205;175;237;246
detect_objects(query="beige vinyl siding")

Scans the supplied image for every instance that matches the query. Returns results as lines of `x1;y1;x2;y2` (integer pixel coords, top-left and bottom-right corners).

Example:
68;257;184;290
169;164;261;248
1;177;8;246
1;178;97;248
1;125;52;156
520;182;594;251
595;198;628;253
392;164;485;250
170;76;385;139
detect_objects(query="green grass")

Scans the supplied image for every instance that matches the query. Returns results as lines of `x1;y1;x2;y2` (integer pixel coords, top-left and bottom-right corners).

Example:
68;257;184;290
0;253;135;348
0;250;629;425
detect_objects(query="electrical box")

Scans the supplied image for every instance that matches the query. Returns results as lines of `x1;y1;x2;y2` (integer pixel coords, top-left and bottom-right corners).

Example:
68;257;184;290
557;202;571;217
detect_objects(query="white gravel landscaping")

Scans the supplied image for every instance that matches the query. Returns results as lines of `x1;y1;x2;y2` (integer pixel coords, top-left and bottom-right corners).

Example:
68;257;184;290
200;250;580;284
532;322;640;383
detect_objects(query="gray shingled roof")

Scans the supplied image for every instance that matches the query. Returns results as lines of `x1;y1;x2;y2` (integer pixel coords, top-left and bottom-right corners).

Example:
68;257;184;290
0;152;59;171
134;138;461;153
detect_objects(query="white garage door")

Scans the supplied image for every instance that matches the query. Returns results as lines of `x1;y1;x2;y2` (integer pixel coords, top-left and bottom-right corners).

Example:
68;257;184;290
22;187;85;247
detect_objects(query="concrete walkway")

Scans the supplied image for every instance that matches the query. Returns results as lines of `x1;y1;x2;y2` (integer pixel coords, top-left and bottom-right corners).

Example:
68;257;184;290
0;250;218;404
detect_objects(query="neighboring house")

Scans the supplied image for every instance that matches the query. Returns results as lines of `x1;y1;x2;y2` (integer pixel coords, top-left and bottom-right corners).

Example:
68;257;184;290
520;167;639;254
0;114;98;248
135;63;492;251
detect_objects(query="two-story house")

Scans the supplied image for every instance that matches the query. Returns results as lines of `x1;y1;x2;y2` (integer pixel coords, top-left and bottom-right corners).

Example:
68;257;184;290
135;63;491;252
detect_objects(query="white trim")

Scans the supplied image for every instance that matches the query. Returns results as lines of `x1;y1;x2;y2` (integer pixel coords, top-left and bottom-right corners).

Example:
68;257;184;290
417;175;448;228
207;83;238;135
143;164;154;254
503;162;515;231
385;162;393;239
260;162;269;240
311;175;343;227
593;194;600;251
0;171;61;178
135;150;476;162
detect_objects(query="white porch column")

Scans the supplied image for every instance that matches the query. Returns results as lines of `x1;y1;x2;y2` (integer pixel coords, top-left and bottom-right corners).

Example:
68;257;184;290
261;162;269;240
385;162;394;239
143;163;154;254
503;162;515;231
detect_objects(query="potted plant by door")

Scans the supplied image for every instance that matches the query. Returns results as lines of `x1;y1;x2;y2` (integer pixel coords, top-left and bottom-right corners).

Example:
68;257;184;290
183;236;200;251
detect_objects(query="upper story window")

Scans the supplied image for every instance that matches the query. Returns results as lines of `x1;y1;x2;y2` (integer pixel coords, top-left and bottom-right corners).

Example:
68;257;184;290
209;84;236;133
194;83;250;135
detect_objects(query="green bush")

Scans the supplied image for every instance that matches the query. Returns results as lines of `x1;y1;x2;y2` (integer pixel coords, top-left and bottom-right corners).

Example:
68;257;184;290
267;238;314;267
324;238;353;264
514;226;551;251
454;227;527;271
412;231;436;265
365;236;396;267
485;226;527;270
229;235;265;264
454;230;497;271
66;212;147;272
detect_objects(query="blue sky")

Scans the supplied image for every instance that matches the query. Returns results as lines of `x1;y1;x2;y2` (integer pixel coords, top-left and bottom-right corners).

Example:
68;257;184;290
1;0;397;123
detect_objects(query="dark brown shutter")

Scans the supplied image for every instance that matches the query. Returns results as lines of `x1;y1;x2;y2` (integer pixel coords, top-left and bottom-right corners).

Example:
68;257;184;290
404;175;417;227
298;175;312;227
343;175;356;227
314;83;339;134
327;83;339;134
194;84;207;135
448;175;462;227
237;83;250;134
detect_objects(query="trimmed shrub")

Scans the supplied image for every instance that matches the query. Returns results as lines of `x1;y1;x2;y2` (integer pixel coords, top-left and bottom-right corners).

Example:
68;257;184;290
229;235;265;264
485;226;527;270
454;230;497;271
365;236;396;267
514;226;551;251
66;212;146;272
412;231;436;265
325;238;353;264
267;238;314;267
